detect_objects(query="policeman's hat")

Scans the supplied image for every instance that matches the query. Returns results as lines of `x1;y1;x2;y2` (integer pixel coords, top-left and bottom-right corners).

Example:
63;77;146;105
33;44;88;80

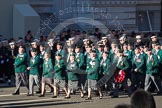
136;35;141;39
69;37;75;41
48;39;54;44
31;41;37;45
83;39;89;42
16;39;24;44
119;36;126;41
66;40;70;43
9;42;15;45
102;36;108;39
151;35;157;39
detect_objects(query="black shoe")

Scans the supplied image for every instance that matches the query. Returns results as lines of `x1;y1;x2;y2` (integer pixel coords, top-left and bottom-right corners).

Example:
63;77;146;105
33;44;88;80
85;97;92;100
64;96;71;99
111;95;119;98
12;92;20;95
36;90;41;94
157;92;162;95
108;92;113;96
27;94;33;96
39;94;45;97
52;96;57;98
50;89;54;93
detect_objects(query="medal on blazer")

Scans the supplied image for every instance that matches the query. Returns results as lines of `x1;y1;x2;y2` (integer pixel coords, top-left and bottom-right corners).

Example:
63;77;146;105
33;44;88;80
77;59;80;62
151;58;154;65
158;55;160;60
31;58;35;64
120;61;124;66
103;62;106;66
45;61;48;68
57;64;60;68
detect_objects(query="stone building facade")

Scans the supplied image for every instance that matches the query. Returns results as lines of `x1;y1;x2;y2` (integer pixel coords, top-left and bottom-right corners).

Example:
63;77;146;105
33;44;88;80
29;0;161;34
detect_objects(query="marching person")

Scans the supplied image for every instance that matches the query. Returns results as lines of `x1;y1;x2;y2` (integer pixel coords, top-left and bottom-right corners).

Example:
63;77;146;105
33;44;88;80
39;52;54;97
154;43;162;79
131;47;145;92
12;46;29;95
144;48;162;94
39;44;46;82
134;35;144;47
8;41;18;85
86;50;102;99
75;45;85;94
97;42;104;61
53;53;67;98
27;48;41;96
55;42;65;59
112;50;130;98
66;47;74;64
99;51;111;92
66;53;84;98
47;39;56;65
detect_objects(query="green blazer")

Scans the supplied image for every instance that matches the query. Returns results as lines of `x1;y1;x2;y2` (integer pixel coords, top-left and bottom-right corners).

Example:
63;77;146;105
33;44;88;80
86;58;99;80
146;54;159;75
100;57;110;75
14;53;27;73
132;54;145;73
116;57;129;71
85;52;91;64
43;58;53;78
75;52;84;68
54;59;66;80
55;49;65;58
96;51;103;61
155;49;162;63
29;55;40;75
123;50;132;61
67;61;78;81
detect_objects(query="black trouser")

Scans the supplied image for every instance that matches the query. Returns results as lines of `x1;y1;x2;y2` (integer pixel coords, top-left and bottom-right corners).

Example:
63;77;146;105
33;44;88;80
131;72;145;92
113;78;131;97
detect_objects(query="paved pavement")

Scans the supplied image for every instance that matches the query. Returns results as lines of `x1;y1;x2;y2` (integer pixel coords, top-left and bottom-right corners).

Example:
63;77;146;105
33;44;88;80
0;85;162;108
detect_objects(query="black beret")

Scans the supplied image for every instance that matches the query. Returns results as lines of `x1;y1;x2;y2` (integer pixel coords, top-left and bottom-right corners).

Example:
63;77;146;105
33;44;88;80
31;48;37;52
55;53;61;56
90;50;96;53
